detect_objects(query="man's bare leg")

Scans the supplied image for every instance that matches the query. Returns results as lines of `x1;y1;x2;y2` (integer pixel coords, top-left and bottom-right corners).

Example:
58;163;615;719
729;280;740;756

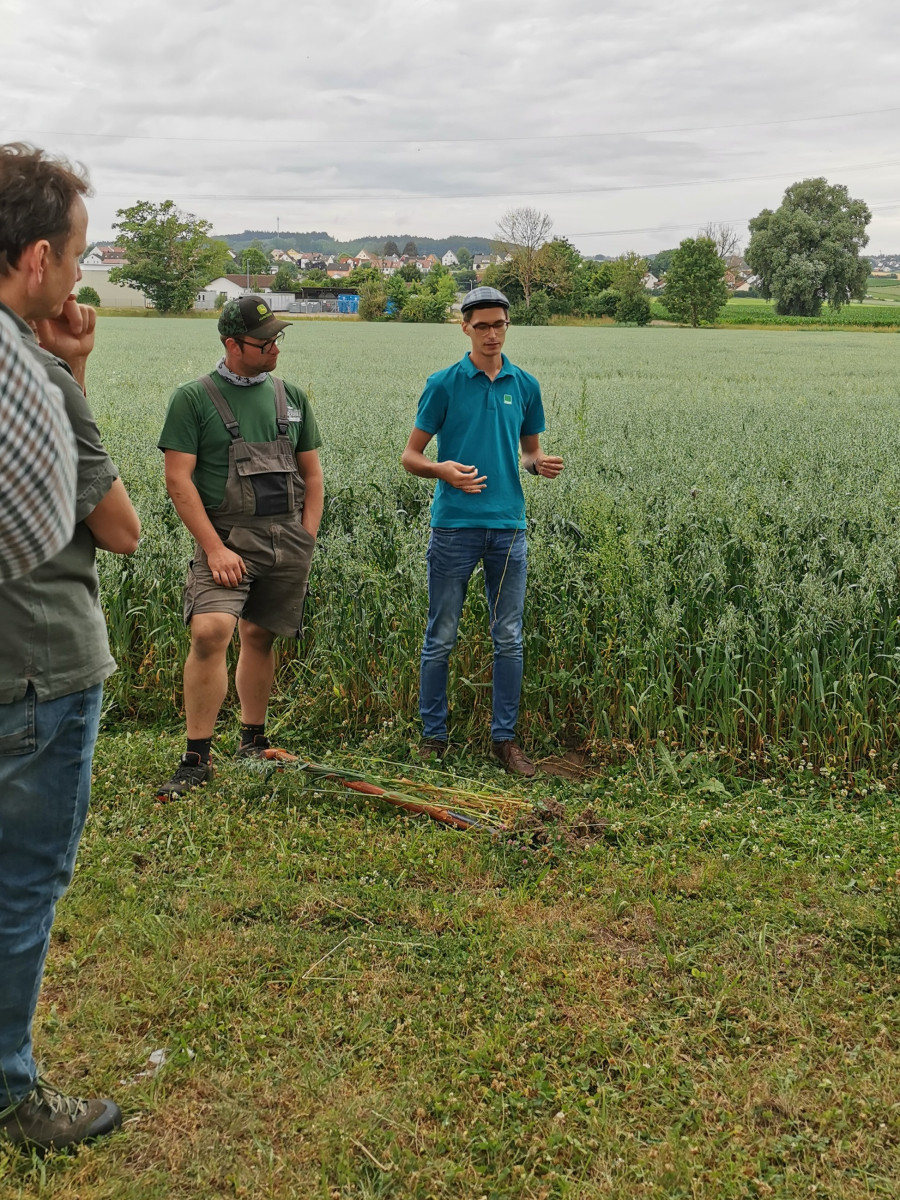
184;612;237;737
236;619;277;726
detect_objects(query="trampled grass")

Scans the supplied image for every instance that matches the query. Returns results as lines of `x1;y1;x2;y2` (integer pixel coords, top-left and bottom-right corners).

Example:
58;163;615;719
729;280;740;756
90;319;900;769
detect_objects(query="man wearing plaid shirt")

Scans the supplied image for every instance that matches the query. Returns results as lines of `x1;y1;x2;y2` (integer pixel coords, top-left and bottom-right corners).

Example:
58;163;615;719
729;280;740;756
0;144;140;1153
0;312;77;581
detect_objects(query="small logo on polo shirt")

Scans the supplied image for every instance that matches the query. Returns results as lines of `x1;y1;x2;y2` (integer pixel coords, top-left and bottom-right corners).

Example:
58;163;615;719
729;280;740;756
503;394;513;405
287;406;304;423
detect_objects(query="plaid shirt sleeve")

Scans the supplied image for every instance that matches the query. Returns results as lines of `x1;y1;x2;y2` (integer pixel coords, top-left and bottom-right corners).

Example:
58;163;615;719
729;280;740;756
0;312;78;582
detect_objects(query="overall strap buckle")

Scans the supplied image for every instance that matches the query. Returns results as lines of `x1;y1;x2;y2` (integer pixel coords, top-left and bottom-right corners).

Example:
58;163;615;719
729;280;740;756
199;374;242;440
272;376;290;436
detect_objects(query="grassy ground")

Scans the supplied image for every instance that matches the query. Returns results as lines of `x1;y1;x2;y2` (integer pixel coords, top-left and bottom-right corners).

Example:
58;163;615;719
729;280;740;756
3;724;898;1198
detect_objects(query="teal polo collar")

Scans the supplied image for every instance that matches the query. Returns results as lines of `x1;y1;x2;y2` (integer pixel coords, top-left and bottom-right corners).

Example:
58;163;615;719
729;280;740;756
461;351;513;380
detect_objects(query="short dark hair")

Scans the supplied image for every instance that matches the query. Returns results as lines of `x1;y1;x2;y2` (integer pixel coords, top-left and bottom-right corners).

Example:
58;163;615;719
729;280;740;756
0;143;91;276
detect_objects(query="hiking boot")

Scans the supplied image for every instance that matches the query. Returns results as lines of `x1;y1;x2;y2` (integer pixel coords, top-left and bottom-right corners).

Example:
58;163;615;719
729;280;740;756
0;1081;121;1152
491;740;536;778
156;752;213;800
417;737;448;761
235;734;271;759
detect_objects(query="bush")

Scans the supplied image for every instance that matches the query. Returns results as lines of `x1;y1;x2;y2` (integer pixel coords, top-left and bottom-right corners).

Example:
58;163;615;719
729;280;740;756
76;285;101;307
214;292;227;311
582;289;620;319
400;294;449;323
359;280;388;321
615;292;652;326
509;292;550;326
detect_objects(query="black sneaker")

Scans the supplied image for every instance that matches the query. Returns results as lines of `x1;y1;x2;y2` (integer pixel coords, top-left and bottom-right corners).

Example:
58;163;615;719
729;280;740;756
0;1081;121;1152
235;734;271;759
156;752;213;800
417;737;448;761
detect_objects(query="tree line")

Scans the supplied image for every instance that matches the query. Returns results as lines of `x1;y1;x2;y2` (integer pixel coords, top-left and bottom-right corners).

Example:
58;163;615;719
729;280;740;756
99;177;872;323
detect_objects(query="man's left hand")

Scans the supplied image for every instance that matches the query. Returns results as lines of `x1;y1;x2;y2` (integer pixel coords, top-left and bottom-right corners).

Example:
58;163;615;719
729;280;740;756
34;296;96;388
535;454;564;479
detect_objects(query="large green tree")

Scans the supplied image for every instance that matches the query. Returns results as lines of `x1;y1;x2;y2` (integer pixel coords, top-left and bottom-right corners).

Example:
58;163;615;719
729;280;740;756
205;238;235;282
746;178;871;316
647;248;678;278
110;200;221;313
573;259;614;313
662;236;728;327
240;246;269;275
534;237;582;314
609;251;648;298
272;263;298;292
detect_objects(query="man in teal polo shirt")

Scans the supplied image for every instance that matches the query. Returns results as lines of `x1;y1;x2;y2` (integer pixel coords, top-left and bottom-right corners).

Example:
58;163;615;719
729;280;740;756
401;287;564;775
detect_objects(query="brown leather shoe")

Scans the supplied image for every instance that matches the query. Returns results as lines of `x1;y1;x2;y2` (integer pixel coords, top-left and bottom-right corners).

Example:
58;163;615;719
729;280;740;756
491;740;535;777
0;1081;121;1152
417;737;448;761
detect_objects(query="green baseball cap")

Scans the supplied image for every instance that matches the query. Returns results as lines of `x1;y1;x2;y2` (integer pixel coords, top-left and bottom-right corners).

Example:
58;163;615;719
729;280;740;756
218;295;289;341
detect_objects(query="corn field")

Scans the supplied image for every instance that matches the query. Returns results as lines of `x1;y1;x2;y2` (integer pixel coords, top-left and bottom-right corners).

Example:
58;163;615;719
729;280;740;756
90;318;900;768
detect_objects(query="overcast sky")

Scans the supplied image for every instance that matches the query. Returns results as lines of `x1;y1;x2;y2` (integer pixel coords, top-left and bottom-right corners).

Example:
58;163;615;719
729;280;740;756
2;0;898;256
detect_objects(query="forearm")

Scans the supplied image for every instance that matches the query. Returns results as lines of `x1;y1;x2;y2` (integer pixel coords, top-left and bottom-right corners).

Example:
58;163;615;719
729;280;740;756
301;474;324;539
167;480;225;553
65;356;88;393
401;447;446;480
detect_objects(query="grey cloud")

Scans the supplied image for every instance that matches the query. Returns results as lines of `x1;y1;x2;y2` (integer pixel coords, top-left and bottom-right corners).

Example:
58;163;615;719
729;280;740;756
3;0;899;252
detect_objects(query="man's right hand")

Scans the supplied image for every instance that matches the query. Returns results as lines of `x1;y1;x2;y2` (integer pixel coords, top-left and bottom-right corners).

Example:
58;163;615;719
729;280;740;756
33;296;96;390
206;544;246;587
440;461;487;493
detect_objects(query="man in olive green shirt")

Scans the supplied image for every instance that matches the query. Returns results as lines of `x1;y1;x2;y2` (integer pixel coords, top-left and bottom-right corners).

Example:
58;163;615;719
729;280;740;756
0;143;140;1152
156;296;323;798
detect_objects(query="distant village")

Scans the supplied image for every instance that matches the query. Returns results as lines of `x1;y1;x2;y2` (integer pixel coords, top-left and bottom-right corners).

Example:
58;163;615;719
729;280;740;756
77;242;516;311
77;240;898;312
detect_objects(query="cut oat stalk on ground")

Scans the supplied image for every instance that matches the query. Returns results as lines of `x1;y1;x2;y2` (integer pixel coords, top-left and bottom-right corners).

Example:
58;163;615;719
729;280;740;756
239;747;531;831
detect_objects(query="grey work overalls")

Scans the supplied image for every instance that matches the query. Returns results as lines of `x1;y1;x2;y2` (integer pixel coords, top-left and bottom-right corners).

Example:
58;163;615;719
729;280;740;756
183;374;315;637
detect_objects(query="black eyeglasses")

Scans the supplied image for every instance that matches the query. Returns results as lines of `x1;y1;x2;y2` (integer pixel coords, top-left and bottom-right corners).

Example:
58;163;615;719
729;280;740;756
238;331;285;353
469;320;509;333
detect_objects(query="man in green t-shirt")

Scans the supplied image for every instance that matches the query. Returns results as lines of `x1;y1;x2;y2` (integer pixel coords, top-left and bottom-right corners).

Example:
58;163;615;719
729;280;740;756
156;296;323;798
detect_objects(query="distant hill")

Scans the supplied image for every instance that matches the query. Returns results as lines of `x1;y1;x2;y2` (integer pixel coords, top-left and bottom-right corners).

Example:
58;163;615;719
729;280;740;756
220;231;497;257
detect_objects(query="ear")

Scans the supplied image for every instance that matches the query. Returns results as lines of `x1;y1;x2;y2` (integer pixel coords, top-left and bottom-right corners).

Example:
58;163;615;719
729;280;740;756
17;239;52;289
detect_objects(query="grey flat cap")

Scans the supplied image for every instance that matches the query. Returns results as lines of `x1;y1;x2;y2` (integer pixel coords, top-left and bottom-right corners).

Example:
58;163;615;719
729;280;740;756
460;286;510;314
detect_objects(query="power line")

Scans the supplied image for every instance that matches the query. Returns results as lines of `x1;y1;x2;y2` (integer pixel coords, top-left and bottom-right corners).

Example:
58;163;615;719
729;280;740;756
565;200;900;241
3;104;900;148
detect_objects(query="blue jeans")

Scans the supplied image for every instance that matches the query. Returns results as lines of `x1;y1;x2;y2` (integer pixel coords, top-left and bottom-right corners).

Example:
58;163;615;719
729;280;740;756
420;527;527;743
0;683;103;1106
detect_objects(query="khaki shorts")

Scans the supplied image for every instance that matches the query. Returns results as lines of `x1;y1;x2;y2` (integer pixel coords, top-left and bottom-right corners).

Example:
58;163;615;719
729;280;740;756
183;517;315;638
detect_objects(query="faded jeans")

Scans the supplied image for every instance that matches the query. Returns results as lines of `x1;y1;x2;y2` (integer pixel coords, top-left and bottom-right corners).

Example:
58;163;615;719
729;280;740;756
419;527;527;743
0;683;102;1105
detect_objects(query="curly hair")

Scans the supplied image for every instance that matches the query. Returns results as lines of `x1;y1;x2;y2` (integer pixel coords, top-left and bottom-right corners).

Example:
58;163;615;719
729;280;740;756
0;143;92;276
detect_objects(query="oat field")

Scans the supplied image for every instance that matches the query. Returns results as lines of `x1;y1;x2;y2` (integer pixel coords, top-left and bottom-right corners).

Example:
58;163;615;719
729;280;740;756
90;319;900;769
